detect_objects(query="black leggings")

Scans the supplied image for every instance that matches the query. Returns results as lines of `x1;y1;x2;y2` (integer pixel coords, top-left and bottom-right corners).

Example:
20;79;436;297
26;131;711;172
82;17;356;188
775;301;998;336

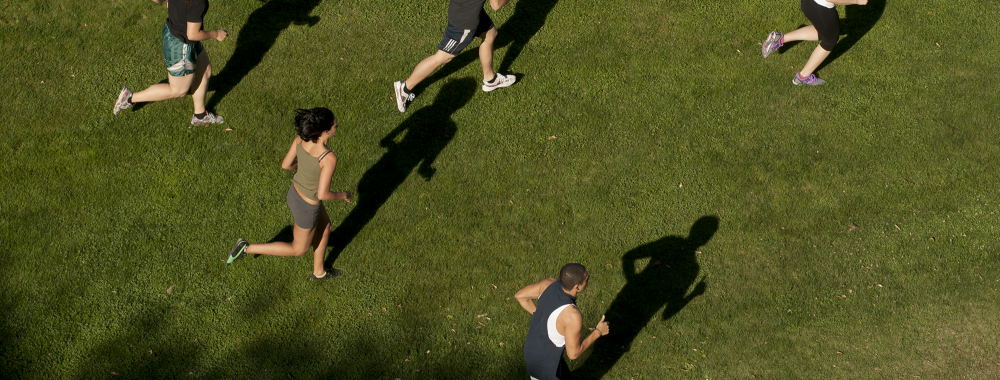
801;0;840;51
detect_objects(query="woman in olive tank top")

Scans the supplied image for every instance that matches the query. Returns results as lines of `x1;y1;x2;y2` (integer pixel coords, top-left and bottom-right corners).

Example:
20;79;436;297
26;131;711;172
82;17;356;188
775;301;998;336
225;108;352;280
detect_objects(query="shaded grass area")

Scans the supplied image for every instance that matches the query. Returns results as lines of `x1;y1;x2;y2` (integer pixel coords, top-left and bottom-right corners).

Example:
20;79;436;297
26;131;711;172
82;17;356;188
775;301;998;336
2;0;1000;378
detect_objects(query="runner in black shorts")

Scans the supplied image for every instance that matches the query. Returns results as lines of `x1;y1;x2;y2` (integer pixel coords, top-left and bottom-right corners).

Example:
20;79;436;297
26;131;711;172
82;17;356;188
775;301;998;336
393;0;517;112
760;0;869;86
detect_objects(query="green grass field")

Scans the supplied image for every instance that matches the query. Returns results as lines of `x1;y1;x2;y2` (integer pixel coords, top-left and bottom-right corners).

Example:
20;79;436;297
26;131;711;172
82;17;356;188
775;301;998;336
2;0;999;378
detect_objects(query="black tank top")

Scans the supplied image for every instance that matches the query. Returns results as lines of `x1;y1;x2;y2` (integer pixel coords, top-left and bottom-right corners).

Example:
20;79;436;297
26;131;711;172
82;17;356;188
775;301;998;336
523;280;576;379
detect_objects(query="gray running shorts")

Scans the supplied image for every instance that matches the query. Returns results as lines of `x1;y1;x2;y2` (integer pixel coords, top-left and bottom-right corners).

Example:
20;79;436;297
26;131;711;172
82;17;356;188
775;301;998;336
287;185;322;229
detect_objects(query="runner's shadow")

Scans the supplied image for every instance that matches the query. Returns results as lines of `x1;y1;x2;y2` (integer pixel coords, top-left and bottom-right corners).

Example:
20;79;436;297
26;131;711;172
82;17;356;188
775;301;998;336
267;225;294;244
206;0;322;111
494;0;560;73
817;0;886;71
324;79;476;265
573;216;719;379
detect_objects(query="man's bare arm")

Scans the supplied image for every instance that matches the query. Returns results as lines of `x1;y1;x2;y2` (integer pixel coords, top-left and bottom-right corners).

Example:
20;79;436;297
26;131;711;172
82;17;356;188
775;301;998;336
562;311;609;360
514;278;556;314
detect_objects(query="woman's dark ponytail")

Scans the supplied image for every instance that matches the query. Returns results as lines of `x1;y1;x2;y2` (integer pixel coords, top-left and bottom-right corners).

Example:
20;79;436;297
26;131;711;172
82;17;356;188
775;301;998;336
294;108;336;143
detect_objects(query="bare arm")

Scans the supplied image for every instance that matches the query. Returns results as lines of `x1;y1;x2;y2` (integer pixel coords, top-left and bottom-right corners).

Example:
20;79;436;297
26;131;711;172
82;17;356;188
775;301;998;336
316;154;352;202
186;22;228;42
488;0;510;11
514;278;556;314
281;137;301;171
561;311;609;360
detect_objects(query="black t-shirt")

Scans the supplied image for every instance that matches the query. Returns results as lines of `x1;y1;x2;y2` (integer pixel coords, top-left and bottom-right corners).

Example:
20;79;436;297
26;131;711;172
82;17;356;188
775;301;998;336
166;0;208;44
447;0;487;30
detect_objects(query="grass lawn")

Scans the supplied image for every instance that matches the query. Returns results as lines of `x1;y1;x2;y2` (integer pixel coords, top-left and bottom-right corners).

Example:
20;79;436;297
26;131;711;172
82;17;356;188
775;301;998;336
2;0;999;378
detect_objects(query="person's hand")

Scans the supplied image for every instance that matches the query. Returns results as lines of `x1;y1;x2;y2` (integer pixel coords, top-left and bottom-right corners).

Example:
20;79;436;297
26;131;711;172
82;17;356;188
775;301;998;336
343;190;353;202
595;315;610;337
855;0;868;4
151;0;167;4
216;30;228;41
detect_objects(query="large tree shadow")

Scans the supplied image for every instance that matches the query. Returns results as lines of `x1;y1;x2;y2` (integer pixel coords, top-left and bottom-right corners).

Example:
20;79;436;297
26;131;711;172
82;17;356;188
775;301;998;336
0;274;25;377
206;0;322;111
70;300;203;378
324;79;476;266
412;0;559;94
573;216;720;379
66;271;509;378
816;0;886;72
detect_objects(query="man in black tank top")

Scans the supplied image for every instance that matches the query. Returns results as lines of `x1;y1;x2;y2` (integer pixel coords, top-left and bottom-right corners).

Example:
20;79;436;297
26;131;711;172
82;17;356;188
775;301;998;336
516;264;610;380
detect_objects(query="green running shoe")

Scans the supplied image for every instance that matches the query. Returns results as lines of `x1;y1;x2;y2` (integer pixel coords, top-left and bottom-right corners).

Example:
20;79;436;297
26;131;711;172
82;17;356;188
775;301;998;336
226;238;248;266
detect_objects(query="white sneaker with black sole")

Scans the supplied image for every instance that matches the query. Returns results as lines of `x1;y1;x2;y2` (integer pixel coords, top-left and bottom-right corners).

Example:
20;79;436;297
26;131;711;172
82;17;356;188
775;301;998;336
482;73;516;92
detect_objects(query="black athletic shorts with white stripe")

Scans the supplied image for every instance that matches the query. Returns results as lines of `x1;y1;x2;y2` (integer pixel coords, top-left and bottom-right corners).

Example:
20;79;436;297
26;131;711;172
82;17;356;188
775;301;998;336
437;8;494;55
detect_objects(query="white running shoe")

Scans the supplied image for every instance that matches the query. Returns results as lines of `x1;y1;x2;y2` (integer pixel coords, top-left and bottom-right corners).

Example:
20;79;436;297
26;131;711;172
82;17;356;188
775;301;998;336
394;81;415;112
113;86;133;115
191;112;225;126
482;73;516;92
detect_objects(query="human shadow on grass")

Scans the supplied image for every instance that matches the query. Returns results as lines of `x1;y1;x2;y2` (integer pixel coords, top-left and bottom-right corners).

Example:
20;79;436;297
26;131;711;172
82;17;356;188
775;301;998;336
205;0;322;111
324;79;476;266
572;216;719;380
494;0;560;73
266;225;295;244
411;0;558;94
817;0;886;72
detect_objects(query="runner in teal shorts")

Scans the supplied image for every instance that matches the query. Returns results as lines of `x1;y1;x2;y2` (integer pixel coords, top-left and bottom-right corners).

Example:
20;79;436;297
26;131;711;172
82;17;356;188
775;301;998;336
113;0;228;126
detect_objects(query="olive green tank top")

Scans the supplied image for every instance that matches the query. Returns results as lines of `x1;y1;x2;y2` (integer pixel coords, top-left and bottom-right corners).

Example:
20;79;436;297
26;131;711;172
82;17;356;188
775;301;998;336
292;142;331;202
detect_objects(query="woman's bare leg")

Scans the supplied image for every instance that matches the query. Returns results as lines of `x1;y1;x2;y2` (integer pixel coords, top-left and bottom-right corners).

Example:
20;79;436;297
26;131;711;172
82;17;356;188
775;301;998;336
799;44;832;77
310;208;332;277
189;51;212;114
131;73;193;103
246;225;314;257
783;25;818;42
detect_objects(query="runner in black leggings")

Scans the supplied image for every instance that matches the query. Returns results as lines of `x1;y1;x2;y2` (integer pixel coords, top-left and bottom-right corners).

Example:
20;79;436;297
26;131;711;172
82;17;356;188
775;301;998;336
761;0;869;86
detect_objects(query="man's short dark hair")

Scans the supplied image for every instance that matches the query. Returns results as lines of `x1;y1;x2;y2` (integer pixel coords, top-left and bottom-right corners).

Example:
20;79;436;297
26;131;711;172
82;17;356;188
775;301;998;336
560;263;588;291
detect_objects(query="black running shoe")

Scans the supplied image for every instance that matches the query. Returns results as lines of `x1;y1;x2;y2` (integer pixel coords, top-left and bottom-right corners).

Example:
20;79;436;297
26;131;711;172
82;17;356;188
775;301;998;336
310;267;343;281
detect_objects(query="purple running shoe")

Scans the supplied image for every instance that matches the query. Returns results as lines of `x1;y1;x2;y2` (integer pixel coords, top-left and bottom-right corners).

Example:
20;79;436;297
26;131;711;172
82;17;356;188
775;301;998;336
792;72;826;86
762;31;784;58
